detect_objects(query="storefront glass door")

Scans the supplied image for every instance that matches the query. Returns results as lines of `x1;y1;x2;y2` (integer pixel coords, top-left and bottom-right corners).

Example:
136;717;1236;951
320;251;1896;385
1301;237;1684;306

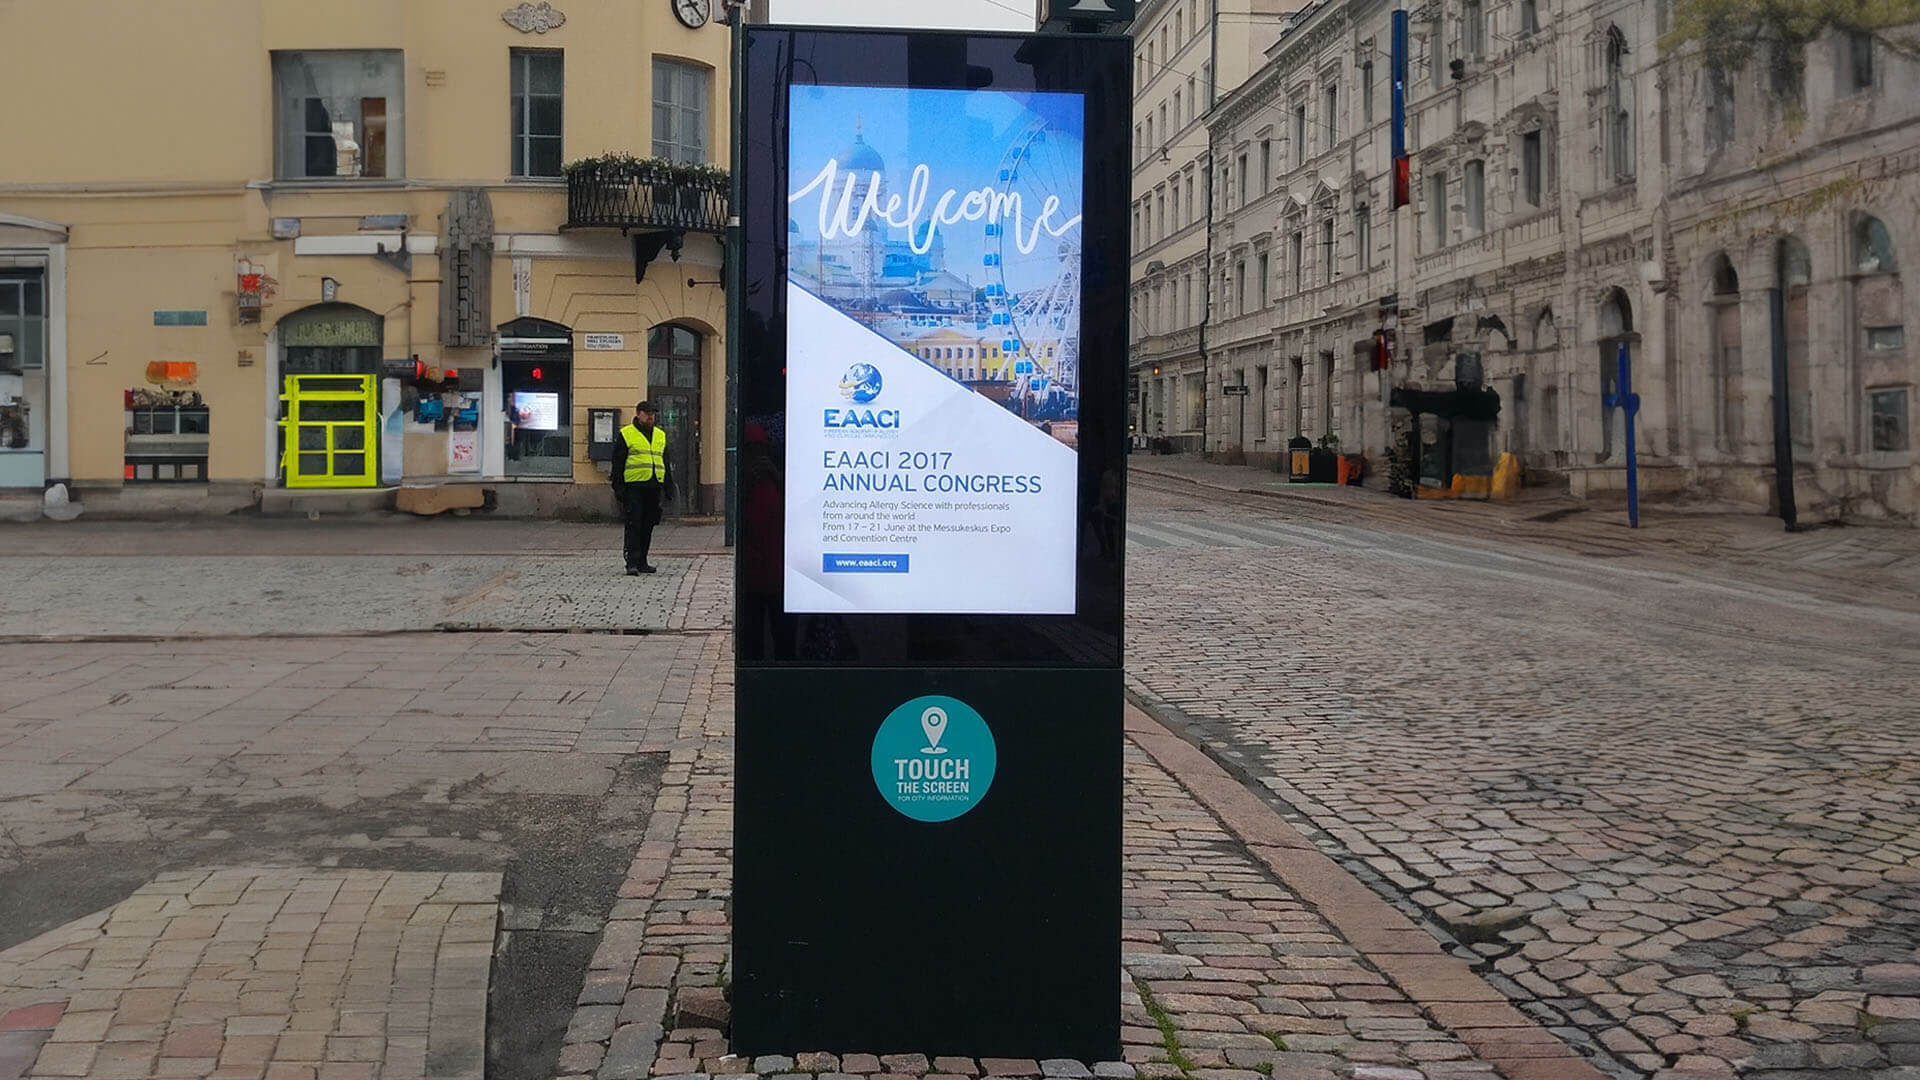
281;375;377;487
499;318;574;478
648;324;702;514
0;270;49;488
502;357;572;476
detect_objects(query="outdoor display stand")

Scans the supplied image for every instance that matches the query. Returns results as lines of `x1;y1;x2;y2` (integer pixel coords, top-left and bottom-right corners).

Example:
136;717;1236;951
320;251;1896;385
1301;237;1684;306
733;25;1130;1060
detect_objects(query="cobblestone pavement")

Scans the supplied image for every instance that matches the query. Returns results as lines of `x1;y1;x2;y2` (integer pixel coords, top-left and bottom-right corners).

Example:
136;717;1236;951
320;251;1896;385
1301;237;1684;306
553;631;1518;1080
1123;481;1920;1079
0;868;495;1080
1129;457;1920;614
0;521;730;639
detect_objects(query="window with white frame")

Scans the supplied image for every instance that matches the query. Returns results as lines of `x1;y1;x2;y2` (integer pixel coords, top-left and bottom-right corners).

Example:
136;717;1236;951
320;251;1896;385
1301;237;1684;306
1705;64;1735;150
1428;171;1448;248
511;50;563;178
653;58;710;163
1869;387;1909;451
1855;215;1897;273
1521;128;1544;206
1463;0;1486;59
1605;28;1634;182
1363;60;1376;123
1464;159;1486;235
1324;81;1339;144
0;272;46;371
1290;231;1304;291
1294;102;1308;165
1257;252;1270;307
273;51;405;179
1844;29;1874;94
1321;216;1336;284
1355;204;1371;270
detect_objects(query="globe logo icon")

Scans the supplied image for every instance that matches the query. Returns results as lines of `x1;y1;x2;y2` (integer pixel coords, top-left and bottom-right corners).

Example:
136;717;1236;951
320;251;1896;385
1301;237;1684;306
839;363;883;403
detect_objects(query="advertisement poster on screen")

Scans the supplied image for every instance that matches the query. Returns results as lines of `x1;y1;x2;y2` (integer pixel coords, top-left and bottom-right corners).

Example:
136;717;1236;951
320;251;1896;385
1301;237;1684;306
785;84;1084;615
510;391;561;432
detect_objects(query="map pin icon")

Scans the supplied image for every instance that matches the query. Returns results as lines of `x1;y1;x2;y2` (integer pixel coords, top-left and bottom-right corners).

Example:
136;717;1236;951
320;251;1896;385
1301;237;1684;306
920;706;948;754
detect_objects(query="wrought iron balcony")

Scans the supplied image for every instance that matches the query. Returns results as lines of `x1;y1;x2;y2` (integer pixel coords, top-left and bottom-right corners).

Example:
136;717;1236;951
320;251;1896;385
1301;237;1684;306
564;158;729;234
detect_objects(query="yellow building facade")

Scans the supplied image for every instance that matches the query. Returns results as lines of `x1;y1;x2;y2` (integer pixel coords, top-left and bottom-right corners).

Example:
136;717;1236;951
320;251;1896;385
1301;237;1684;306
0;0;731;515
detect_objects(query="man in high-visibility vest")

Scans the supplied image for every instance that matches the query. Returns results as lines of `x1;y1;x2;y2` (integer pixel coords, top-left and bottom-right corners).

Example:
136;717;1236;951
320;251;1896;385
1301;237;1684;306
611;400;673;575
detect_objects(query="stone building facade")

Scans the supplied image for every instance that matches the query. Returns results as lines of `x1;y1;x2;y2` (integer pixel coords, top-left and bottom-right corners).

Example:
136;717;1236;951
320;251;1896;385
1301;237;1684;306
1127;0;1291;454
1146;0;1919;520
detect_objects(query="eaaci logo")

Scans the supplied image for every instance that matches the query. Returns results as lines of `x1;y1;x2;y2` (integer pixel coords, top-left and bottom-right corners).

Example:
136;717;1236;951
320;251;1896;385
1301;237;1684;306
826;361;900;429
839;362;883;403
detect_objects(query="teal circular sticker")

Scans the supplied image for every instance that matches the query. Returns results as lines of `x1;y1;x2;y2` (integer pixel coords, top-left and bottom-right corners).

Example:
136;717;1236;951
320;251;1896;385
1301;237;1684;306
870;695;997;822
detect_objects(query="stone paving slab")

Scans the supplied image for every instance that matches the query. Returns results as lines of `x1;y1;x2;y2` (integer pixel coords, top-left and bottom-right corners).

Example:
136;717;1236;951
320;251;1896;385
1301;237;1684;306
0;554;727;640
0;520;725;559
0;634;696;847
0;868;499;1080
550;634;1536;1080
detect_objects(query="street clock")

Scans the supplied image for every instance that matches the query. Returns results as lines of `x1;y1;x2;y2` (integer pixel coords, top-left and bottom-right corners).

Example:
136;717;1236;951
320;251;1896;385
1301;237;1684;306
673;0;711;28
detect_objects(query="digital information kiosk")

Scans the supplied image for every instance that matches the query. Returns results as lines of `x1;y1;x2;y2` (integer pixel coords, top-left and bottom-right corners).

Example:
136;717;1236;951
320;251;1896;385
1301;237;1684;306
733;25;1130;1059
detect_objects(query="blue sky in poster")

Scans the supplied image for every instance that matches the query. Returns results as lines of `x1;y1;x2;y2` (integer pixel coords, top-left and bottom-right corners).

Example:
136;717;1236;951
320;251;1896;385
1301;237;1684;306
787;84;1084;298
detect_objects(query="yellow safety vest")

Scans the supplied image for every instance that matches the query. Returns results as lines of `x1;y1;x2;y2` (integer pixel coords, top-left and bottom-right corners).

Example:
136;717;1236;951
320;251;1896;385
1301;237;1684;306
621;423;668;483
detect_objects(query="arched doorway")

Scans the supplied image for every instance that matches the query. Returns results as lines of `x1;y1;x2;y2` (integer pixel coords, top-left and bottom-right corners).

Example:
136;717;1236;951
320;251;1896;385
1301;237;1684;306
498;317;573;477
1597;288;1635;462
278;304;382;488
1708;255;1742;451
647;323;703;515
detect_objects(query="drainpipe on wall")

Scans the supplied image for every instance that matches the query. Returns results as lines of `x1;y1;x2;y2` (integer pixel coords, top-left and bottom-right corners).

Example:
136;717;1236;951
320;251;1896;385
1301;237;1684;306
1767;283;1798;530
1198;0;1220;454
723;0;747;545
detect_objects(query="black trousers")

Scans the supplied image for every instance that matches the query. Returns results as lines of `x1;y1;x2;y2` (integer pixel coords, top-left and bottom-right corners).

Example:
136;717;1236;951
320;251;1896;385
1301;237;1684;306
621;485;664;568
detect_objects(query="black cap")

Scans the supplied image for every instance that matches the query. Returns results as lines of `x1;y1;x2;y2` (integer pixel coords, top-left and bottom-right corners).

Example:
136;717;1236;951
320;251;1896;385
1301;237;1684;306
635;400;656;412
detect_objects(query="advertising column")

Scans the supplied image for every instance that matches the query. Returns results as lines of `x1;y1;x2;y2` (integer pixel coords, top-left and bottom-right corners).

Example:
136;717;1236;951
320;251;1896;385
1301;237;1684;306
734;27;1130;1060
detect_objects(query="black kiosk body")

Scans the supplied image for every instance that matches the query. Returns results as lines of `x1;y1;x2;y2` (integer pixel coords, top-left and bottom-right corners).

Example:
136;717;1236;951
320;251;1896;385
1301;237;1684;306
733;25;1131;1061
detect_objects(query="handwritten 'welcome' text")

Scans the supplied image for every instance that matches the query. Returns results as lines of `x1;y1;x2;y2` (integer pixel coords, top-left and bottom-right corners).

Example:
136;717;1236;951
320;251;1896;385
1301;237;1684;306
790;158;1081;257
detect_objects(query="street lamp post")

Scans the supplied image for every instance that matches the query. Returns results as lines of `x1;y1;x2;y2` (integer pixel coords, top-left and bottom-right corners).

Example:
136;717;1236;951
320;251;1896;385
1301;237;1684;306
723;0;747;545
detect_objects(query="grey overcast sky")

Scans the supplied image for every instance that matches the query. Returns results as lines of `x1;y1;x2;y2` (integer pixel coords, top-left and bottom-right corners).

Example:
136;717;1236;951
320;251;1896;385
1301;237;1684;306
768;0;1035;30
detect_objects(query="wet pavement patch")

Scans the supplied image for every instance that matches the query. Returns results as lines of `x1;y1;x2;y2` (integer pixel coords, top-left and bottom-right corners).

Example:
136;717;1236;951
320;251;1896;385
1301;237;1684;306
0;754;663;1080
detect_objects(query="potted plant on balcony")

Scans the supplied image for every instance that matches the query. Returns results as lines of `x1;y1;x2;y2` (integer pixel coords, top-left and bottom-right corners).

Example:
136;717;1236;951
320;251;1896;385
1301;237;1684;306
562;154;730;230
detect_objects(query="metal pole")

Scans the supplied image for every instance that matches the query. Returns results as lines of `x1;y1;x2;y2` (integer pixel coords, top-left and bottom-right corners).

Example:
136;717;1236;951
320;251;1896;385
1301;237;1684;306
723;0;747;546
1198;0;1218;456
1617;340;1639;528
1767;286;1798;530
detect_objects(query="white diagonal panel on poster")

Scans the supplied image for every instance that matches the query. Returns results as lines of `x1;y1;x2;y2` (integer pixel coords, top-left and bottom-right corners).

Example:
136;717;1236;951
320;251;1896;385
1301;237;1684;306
785;283;1077;614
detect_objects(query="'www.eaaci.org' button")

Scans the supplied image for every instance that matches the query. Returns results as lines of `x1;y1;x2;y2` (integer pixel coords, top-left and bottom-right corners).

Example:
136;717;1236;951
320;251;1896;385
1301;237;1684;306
823;553;910;574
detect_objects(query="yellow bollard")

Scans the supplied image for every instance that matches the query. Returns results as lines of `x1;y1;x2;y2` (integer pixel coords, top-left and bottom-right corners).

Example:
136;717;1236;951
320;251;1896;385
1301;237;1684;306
1491;452;1521;500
